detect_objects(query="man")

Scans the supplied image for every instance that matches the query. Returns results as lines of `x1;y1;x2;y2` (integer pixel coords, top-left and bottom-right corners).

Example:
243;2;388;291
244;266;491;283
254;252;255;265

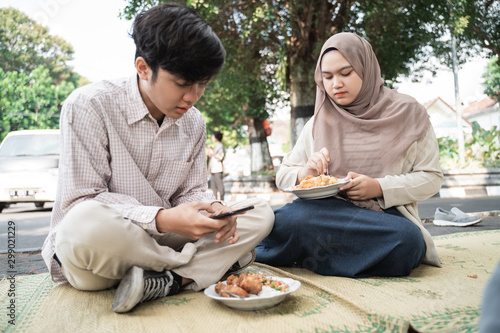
207;130;225;200
41;3;274;313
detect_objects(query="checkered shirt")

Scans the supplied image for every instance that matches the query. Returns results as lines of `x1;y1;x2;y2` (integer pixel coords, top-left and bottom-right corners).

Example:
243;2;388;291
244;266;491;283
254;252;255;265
41;75;215;282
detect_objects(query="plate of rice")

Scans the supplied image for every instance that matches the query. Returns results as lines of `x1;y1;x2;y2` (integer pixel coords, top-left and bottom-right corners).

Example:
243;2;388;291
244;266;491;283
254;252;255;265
284;175;350;200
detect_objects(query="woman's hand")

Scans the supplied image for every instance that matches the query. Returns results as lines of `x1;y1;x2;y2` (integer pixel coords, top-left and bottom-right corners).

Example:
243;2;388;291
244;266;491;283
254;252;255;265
297;147;330;183
340;172;382;200
156;202;240;244
206;146;214;157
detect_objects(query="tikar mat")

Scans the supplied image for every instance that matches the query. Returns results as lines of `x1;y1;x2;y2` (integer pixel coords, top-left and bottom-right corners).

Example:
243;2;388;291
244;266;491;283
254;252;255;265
2;230;499;333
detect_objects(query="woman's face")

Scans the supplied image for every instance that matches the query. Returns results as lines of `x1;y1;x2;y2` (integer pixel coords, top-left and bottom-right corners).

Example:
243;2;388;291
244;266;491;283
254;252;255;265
321;50;363;106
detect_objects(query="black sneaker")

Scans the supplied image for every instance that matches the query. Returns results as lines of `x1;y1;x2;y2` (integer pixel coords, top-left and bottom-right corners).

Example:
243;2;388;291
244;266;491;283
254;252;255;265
112;266;180;313
224;249;256;277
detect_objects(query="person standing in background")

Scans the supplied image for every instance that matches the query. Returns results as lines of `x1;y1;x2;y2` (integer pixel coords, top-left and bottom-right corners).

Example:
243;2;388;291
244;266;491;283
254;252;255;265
208;130;225;200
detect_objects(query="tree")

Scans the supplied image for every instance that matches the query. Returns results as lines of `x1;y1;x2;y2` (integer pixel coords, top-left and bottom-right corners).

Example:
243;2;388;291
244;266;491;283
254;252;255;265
454;0;500;58
483;56;500;103
195;2;285;172
0;7;77;83
0;66;76;140
0;8;85;140
122;1;285;172
121;0;499;150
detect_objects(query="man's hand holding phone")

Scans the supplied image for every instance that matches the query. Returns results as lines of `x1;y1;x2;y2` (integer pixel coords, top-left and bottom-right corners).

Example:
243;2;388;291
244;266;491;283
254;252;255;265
211;205;255;219
210;205;254;244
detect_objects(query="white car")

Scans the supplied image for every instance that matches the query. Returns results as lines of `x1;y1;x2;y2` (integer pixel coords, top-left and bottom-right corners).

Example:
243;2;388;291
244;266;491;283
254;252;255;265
0;129;60;213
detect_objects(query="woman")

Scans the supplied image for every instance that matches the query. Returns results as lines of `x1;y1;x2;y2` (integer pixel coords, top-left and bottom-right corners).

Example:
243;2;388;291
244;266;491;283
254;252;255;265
207;130;226;201
255;32;443;277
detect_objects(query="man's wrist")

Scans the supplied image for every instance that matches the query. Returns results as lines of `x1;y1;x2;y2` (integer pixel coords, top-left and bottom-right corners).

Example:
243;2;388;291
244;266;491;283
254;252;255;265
155;209;169;233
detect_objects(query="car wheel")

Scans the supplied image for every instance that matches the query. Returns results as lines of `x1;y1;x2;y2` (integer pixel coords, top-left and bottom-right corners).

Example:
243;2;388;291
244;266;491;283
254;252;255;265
35;202;45;208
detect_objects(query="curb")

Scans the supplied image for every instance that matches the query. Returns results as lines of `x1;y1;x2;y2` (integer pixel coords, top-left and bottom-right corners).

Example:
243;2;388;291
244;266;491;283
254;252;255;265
224;187;500;205
421;210;500;224
0;247;41;255
224;191;295;207
438;185;500;198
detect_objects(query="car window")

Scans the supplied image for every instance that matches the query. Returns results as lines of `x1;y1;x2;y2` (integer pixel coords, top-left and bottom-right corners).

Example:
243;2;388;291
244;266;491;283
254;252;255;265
0;134;60;157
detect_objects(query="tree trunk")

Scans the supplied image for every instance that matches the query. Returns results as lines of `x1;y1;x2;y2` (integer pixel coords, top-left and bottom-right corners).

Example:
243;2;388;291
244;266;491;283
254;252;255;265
287;0;351;147
289;57;316;147
248;118;273;173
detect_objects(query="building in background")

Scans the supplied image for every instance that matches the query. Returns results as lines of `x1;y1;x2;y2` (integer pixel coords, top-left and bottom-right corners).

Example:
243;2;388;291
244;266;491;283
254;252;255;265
424;97;472;138
462;96;499;131
424;96;499;139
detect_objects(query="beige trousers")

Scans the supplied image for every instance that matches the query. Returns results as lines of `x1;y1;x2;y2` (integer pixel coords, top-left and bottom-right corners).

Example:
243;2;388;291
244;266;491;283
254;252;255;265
55;197;274;292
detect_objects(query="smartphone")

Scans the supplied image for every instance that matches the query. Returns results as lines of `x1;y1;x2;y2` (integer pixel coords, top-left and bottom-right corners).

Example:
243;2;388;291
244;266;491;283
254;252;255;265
211;205;255;219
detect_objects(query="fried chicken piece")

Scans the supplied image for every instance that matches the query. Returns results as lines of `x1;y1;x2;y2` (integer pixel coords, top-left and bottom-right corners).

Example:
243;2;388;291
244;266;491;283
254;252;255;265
226;274;240;286
239;274;263;295
215;281;225;294
215;281;249;298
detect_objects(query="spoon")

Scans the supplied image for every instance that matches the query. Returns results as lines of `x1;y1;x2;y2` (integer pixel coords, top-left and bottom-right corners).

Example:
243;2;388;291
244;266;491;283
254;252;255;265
221;291;246;299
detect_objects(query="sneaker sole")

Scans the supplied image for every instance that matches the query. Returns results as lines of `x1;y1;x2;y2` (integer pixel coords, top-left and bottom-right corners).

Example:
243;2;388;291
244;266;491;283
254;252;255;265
112;266;144;313
433;218;482;227
237;249;256;272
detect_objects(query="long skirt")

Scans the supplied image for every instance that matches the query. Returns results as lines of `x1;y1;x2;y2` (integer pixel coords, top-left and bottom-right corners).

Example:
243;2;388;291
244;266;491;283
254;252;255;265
255;197;426;277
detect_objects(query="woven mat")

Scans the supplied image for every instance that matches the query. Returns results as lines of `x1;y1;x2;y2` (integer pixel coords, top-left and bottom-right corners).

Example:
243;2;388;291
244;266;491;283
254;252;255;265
2;230;499;333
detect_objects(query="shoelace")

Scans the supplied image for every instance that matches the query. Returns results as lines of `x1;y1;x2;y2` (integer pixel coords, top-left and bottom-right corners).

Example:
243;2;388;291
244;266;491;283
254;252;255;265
141;271;174;303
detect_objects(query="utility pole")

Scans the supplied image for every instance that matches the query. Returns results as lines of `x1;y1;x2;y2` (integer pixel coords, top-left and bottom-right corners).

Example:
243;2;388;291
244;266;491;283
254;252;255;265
451;34;466;165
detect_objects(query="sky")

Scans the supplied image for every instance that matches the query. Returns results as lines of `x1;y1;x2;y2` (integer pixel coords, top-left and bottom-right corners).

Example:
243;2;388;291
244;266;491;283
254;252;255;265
1;0;490;110
2;0;137;81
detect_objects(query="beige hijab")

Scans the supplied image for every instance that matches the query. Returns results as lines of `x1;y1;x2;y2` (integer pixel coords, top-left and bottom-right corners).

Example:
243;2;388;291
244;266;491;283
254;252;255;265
313;32;430;179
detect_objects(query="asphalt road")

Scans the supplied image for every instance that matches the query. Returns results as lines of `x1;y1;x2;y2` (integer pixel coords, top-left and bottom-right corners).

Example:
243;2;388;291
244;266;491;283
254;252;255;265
0;203;53;253
417;196;500;219
0;196;499;253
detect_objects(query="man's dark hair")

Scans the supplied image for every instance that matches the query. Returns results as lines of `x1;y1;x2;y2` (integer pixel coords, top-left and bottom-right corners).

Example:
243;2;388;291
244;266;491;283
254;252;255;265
131;3;226;83
212;131;223;142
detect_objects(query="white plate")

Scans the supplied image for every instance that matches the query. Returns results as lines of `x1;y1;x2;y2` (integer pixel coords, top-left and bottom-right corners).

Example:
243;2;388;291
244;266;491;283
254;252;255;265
284;178;350;200
204;276;301;311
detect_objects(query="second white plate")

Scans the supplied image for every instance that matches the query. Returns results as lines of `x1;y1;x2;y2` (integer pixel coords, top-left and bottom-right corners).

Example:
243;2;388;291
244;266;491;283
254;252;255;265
284;179;350;200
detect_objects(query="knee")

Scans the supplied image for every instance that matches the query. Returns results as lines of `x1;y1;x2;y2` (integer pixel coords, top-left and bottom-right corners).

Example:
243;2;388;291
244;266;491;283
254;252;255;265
273;202;308;232
399;222;426;253
237;197;275;237
393;222;426;268
56;200;121;251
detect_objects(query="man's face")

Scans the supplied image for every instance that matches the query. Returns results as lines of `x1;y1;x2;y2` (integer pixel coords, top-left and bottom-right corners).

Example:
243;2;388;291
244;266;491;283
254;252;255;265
137;58;207;120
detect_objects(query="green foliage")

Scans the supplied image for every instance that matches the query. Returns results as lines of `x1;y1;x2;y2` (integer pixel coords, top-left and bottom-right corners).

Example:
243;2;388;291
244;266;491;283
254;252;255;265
120;1;499;118
0;7;78;84
120;0;500;158
0;66;76;141
189;0;286;150
0;7;85;140
121;0;285;149
483;56;500;103
454;0;500;59
438;121;500;169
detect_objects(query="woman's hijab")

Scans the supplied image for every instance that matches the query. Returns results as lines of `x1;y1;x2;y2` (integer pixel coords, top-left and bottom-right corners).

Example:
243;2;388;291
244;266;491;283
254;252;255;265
313;32;431;180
